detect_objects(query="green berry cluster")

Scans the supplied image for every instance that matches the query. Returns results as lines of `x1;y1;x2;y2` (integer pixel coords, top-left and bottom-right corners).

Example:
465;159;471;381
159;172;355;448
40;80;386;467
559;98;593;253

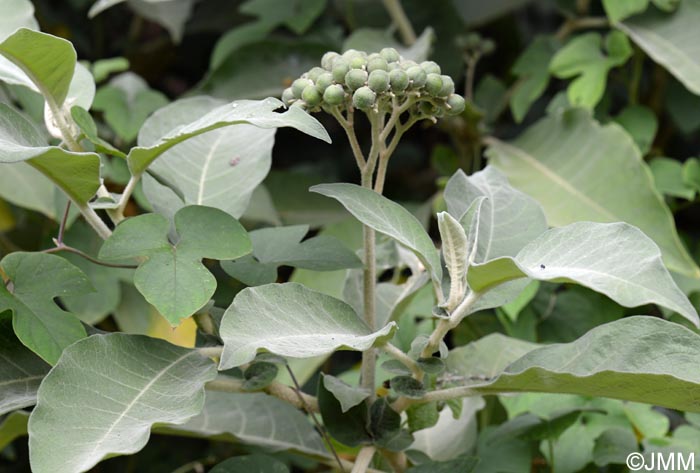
282;48;466;117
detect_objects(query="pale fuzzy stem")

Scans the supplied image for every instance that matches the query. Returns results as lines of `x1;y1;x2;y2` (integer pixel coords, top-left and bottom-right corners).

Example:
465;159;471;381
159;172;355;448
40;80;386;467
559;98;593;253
392;384;482;412
351;446;377;473
381;0;416;45
205;376;320;413
381;343;420;377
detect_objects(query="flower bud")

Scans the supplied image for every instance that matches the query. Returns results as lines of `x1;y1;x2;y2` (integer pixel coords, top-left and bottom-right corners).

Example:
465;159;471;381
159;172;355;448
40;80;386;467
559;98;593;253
389;69;409;91
446;94;466;115
302;85;322;107
438;75;455;96
380;47;400;63
353;86;376;110
425;73;443;96
420;61;441;75
345;69;368;90
368;69;390;93
321;51;340;70
323;84;346;106
367;56;389;73
406;65;427;88
292;78;313;98
332;60;350;83
315;72;334;92
282;87;295;106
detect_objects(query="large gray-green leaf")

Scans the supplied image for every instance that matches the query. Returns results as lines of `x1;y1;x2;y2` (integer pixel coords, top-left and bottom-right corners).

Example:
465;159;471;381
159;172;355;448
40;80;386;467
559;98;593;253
219;283;397;369
140;96;274;218
221;224;362;285
618;0;700;96
99;205;252;325
164;390;328;458
468;222;698;326
311;183;442;289
0;103;100;204
0;313;50;415
485;107;699;278
0;252;90;365
0;0;37;39
474;316;700;413
444;167;547;263
89;0;195;43
129;97;330;176
0;162;71;220
28;334;217;473
447;333;539;382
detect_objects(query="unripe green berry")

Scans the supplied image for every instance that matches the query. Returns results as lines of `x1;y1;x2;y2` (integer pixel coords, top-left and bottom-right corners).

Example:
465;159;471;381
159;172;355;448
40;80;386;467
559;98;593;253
350;55;367;69
446;94;465;115
367;56;389;73
292;78;312;98
302;85;322;107
323;84;346;106
353;86;376;110
406;65;427;88
380;47;400;63
425;73;443;96
463;33;481;49
420;61;441;75
345;69;368;90
342;49;363;62
401;60;418;70
321;51;340;70
282;87;295;106
387;62;401;71
389;69;409;91
368;69;390;93
332;60;350;83
438;75;455;96
315;72;334;92
308;67;325;82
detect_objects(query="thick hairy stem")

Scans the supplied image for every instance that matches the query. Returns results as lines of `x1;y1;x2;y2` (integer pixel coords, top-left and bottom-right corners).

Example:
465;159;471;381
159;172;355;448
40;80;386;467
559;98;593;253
113;174;140;223
205;376;320;413
76;204;112;239
381;0;416;45
351;446;377;473
381;343;420;376
421;290;481;359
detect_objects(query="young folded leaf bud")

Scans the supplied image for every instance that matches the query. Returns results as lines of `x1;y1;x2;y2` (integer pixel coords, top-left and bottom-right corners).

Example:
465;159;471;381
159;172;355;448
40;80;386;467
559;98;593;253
353;86;376;110
308;67;325;82
406;65;427;88
446;94;466;115
420;61;441;75
368;69;390;93
438;75;455;96
425;73;443;96
302;85;322;107
389;69;409;91
345;68;368;90
292;78;313;98
321;51;340;70
367;56;389;73
332;60;350;83
315;72;334;92
282;87;295;106
380;47;401;63
323;84;346;106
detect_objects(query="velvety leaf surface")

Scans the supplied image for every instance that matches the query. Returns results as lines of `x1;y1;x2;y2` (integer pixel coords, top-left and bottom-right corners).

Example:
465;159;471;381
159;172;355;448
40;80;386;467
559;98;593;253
128;97;330;175
468;222;698;326
475;317;700;412
321;373;371;413
0;313;50;415
99;205;251;325
210;454;289;473
619;0;700;96
510;36;557;122
28;334;217;473
0;1;37;39
311;183;442;288
164;390;328;458
486;107;699;278
0;104;100;204
219;283;396;369
0;252;90;364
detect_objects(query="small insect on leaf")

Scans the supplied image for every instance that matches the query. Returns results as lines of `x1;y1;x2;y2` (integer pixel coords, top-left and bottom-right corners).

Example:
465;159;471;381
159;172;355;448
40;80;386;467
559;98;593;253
229;157;241;167
540;264;546;269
